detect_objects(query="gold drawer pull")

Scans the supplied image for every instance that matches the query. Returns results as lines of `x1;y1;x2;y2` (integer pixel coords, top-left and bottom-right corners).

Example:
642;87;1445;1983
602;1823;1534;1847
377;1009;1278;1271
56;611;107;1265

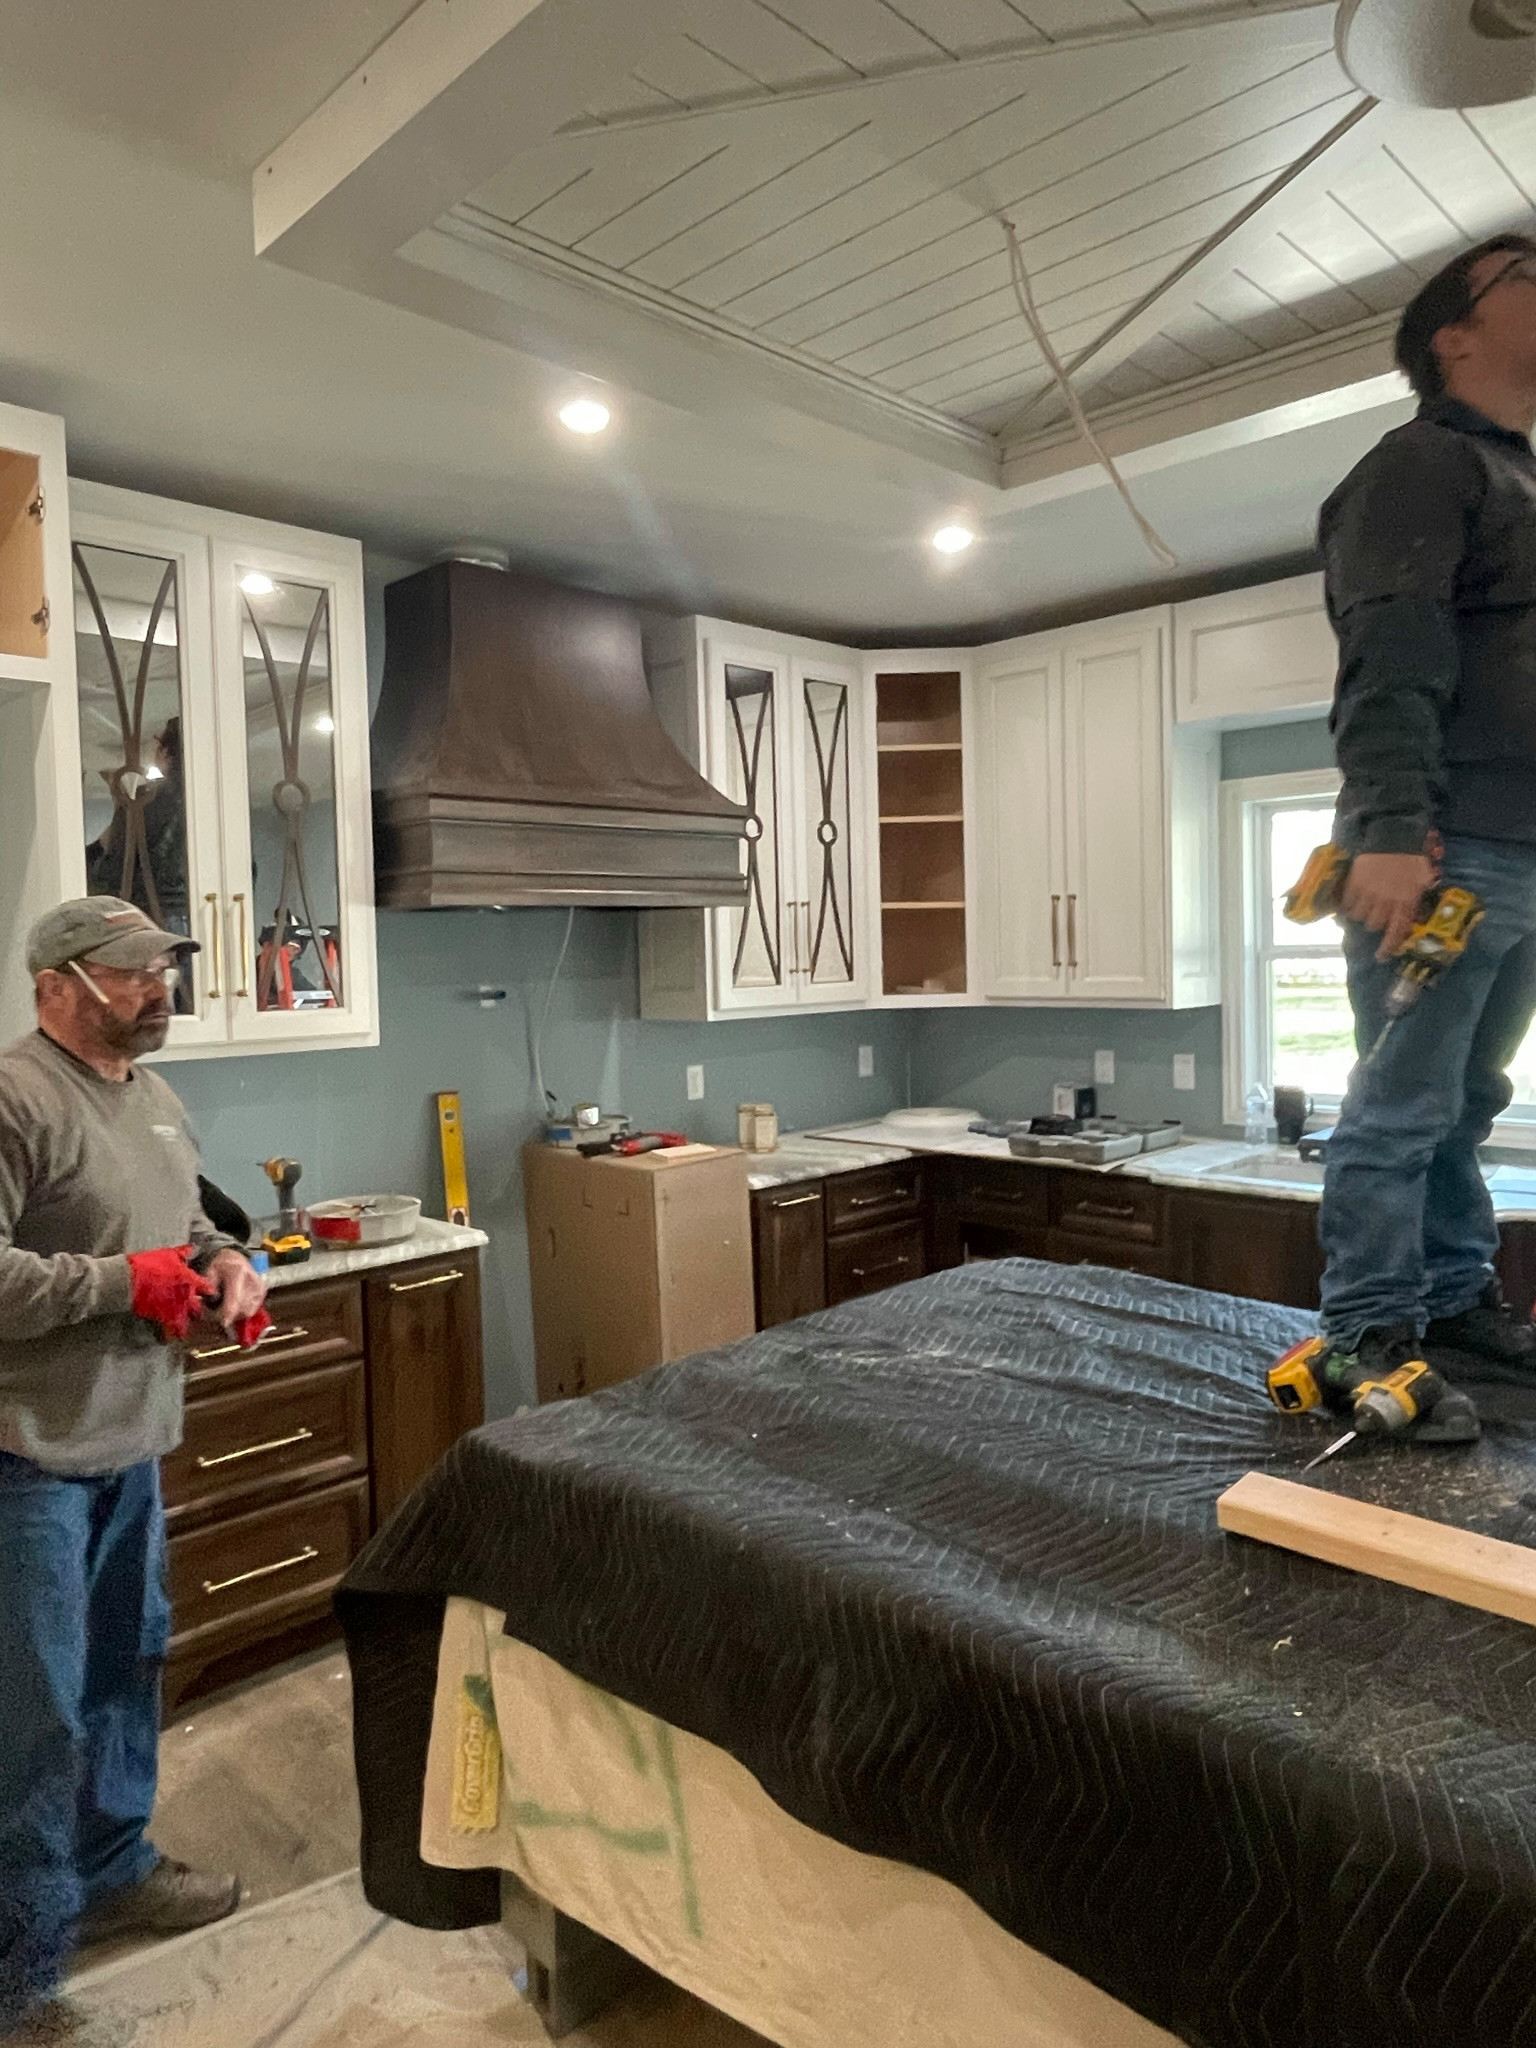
771;1191;821;1209
195;1426;314;1471
850;1256;913;1282
846;1190;907;1208
388;1269;463;1294
202;1544;319;1596
188;1324;309;1362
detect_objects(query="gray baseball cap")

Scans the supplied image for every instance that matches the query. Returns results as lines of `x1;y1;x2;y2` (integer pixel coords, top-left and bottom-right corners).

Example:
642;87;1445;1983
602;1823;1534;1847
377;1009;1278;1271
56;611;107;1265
26;897;199;976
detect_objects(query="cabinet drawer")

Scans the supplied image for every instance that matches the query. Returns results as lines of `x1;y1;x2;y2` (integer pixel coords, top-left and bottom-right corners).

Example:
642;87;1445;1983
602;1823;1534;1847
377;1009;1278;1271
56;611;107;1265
167;1476;369;1654
1049;1177;1163;1245
825;1163;924;1236
1047;1233;1171;1280
950;1161;1049;1231
162;1361;367;1527
826;1219;926;1304
183;1280;363;1397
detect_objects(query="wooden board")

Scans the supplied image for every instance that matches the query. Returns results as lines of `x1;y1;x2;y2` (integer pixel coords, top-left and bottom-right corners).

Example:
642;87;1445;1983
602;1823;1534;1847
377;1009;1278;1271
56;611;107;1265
1217;1470;1536;1628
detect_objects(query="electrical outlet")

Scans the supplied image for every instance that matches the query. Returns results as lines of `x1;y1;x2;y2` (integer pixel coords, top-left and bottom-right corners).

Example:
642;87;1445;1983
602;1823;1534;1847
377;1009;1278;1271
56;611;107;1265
686;1064;705;1101
1094;1049;1115;1086
858;1044;875;1078
1173;1053;1196;1092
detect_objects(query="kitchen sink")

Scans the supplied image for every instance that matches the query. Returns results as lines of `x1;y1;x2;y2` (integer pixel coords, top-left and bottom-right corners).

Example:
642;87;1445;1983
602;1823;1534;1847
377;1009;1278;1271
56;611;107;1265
1197;1153;1325;1189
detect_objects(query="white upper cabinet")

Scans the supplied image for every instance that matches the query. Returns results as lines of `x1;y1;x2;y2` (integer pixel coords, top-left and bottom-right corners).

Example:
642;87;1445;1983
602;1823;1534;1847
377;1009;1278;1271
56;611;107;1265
69;483;376;1058
0;401;84;1047
1173;572;1336;727
975;610;1219;1010
639;618;870;1020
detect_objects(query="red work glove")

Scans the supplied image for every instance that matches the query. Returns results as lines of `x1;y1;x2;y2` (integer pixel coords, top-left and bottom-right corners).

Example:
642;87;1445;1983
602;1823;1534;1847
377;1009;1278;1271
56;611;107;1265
234;1307;273;1350
128;1245;219;1342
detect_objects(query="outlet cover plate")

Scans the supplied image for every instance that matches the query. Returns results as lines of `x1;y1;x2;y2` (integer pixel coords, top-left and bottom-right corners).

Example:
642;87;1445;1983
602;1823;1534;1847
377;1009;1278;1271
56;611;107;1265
1094;1050;1115;1086
686;1064;705;1101
1173;1053;1196;1092
858;1045;875;1078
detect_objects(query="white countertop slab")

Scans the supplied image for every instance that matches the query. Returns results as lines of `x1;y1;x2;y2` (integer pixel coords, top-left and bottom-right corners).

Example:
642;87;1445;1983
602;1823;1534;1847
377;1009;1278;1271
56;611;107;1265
745;1135;913;1190
262;1215;489;1289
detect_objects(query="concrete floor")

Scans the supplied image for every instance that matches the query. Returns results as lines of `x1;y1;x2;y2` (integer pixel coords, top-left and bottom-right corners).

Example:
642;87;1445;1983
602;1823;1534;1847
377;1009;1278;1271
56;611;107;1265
66;1648;769;2047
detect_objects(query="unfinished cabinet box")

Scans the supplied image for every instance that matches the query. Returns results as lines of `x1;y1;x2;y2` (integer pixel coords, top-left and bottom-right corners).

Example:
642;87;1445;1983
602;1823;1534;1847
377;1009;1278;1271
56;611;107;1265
866;655;974;1004
524;1143;755;1400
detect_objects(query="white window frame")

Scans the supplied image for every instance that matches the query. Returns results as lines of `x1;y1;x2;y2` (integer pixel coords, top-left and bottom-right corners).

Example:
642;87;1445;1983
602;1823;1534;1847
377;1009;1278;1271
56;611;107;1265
1221;768;1342;1127
1223;769;1536;1147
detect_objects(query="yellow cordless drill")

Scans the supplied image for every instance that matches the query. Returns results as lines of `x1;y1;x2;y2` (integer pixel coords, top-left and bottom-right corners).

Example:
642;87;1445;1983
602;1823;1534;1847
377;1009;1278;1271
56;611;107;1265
1266;1334;1462;1467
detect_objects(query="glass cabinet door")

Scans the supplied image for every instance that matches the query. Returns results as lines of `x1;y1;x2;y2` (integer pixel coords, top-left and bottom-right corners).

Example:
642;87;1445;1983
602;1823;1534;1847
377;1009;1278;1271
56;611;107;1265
70;530;224;1043
795;661;862;1002
707;642;792;1010
213;542;374;1045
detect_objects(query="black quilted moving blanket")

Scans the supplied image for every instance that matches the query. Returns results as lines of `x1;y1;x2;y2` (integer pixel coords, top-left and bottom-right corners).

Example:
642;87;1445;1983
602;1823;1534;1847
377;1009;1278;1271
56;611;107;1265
339;1259;1536;2048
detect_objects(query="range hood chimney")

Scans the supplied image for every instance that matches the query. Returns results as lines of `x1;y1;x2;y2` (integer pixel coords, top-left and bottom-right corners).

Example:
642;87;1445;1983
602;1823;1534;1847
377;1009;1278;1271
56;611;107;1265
371;562;747;909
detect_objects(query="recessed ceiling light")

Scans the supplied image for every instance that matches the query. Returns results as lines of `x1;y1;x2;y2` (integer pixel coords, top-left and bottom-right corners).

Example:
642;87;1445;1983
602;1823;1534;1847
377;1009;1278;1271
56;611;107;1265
558;397;611;435
240;571;276;596
931;525;976;555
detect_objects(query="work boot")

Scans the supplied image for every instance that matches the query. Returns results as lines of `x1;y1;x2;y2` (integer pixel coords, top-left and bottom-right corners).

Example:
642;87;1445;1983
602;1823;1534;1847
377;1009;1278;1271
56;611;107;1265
74;1856;240;1945
1424;1279;1536;1383
1323;1325;1481;1444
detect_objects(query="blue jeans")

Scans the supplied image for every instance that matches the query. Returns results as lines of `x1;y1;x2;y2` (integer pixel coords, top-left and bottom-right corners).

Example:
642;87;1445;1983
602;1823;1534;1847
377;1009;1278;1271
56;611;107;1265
0;1453;166;2027
1320;834;1536;1345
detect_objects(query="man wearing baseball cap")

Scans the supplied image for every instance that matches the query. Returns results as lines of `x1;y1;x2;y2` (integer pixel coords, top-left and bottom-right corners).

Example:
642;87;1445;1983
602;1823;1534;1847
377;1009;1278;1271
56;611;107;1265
0;898;269;2044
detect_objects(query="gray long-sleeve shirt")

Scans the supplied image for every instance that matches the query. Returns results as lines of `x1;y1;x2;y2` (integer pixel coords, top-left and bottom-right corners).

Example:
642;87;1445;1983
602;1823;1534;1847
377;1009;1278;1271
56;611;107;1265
0;1030;235;1475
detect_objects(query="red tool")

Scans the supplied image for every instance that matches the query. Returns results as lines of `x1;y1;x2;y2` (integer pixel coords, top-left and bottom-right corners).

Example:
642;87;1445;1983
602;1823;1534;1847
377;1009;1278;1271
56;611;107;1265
614;1131;689;1155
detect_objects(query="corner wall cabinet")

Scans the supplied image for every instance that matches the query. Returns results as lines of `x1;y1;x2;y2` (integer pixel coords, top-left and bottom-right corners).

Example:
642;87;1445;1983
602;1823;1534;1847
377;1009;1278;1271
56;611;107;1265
640;618;870;1019
68;483;377;1057
973;611;1220;1009
0;401;85;1048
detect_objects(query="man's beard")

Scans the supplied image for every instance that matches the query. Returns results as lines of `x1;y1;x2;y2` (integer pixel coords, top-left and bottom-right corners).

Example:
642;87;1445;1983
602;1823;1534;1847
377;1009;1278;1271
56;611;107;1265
102;1007;171;1056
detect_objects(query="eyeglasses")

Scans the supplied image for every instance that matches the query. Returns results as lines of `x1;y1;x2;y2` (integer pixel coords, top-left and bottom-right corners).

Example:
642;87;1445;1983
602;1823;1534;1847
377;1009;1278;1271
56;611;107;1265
69;957;181;1003
1466;253;1536;313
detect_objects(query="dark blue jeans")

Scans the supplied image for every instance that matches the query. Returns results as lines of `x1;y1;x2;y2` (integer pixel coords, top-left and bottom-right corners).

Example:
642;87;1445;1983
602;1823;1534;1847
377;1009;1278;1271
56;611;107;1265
1320;834;1536;1345
0;1452;165;2027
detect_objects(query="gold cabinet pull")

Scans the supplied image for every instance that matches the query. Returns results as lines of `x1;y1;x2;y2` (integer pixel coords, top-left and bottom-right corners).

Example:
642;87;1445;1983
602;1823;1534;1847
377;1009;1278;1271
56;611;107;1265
188;1324;309;1362
387;1269;463;1294
1050;894;1061;969
770;1190;821;1209
195;1426;314;1470
1066;893;1078;971
202;1545;319;1597
204;893;222;999
233;892;249;999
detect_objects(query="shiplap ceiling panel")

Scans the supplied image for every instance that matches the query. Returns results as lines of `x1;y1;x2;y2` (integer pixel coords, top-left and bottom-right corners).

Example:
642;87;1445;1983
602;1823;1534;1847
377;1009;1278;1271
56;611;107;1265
448;0;1536;462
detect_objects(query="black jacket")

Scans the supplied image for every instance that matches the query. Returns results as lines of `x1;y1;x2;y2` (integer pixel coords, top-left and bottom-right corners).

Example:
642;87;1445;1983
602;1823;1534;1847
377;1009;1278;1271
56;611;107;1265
1319;396;1536;851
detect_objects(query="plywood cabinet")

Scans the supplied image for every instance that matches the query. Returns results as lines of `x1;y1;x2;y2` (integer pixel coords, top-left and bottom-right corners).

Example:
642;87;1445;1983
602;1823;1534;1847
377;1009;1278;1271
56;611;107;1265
974;610;1219;1009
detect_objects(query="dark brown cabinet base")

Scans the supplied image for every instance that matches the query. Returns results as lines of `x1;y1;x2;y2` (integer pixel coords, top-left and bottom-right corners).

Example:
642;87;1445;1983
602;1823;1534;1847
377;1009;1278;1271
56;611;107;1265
163;1246;483;1711
755;1154;1536;1331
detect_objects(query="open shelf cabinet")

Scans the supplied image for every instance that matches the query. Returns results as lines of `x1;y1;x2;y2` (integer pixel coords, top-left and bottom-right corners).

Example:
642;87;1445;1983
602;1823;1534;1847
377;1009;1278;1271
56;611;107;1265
873;669;967;996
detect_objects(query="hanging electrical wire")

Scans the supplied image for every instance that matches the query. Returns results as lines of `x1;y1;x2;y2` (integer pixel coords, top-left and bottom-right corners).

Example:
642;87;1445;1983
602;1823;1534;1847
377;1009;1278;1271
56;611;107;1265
998;215;1180;569
530;906;576;1119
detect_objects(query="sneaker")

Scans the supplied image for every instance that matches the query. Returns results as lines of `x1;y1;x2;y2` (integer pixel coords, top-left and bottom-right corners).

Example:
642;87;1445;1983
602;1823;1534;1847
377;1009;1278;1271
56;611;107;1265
74;1856;240;1945
1424;1279;1536;1384
1323;1326;1481;1445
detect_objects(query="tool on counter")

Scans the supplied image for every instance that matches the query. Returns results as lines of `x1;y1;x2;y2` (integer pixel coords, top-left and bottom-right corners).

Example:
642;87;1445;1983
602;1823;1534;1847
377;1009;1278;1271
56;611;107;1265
1266;1333;1467;1467
614;1132;688;1156
436;1091;470;1226
258;1157;311;1265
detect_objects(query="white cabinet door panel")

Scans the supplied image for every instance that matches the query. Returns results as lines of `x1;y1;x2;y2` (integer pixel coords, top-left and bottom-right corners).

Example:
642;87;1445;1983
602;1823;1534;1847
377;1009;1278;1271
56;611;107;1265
974;646;1067;1001
1174;572;1334;726
794;656;867;1006
704;635;795;1013
1062;621;1167;1004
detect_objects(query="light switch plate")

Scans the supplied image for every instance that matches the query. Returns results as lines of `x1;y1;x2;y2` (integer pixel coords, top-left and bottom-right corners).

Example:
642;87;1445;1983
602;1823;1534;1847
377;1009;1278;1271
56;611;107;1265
686;1063;705;1101
1094;1050;1115;1086
858;1044;875;1078
1173;1053;1196;1092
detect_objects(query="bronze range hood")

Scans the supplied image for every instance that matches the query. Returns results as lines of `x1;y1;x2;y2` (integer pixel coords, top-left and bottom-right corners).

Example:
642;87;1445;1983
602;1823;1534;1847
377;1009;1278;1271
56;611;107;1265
371;562;747;909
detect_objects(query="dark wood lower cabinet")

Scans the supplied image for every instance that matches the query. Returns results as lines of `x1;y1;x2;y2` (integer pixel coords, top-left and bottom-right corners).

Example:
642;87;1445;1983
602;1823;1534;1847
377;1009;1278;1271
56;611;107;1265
756;1154;1536;1328
826;1219;926;1303
754;1185;828;1328
163;1246;484;1711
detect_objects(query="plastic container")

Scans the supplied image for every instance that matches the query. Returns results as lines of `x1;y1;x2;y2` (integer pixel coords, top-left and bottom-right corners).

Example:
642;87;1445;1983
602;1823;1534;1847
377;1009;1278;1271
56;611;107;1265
306;1194;421;1247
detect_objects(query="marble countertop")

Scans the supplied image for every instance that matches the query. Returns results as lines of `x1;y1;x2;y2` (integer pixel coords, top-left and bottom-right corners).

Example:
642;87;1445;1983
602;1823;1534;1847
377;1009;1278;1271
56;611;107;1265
260;1215;489;1289
745;1135;913;1190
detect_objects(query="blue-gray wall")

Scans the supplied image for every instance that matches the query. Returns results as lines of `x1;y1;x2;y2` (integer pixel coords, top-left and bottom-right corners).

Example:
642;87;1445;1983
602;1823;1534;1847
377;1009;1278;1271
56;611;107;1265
1221;717;1332;780
160;910;909;1416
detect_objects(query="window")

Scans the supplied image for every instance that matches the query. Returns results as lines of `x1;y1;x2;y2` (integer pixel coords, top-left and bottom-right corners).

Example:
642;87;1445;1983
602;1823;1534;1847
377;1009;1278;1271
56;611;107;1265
1224;770;1536;1140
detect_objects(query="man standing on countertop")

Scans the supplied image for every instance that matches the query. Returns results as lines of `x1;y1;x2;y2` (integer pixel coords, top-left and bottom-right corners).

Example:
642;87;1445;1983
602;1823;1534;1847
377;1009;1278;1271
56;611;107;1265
0;899;269;2047
1318;234;1536;1410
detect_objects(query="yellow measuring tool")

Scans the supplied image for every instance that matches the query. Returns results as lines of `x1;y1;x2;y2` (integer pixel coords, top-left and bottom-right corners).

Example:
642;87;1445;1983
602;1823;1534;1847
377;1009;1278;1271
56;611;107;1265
436;1091;470;1226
